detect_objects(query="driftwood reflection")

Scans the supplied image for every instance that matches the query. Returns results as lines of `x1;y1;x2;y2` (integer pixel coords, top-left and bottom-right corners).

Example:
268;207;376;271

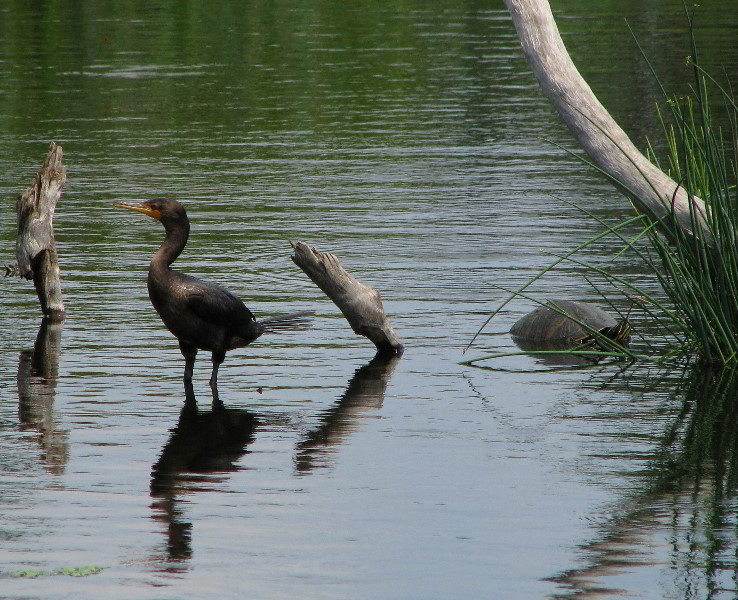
17;320;68;474
295;353;401;473
552;363;738;596
150;382;258;563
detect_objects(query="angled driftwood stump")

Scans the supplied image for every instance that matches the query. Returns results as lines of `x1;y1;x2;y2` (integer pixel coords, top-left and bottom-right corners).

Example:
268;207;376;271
504;0;709;240
13;143;66;320
290;241;404;355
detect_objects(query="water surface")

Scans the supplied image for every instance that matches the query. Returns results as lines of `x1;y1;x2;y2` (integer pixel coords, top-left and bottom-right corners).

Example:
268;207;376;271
2;1;738;598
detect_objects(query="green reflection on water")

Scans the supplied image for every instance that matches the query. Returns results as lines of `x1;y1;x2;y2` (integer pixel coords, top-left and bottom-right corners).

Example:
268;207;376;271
553;362;738;597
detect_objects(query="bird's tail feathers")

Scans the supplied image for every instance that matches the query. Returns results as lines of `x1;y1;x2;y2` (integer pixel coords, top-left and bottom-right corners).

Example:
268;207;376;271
260;310;314;333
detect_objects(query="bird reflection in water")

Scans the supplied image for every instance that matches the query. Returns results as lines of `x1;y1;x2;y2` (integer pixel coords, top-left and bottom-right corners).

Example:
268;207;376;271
149;352;401;564
17;320;68;474
150;381;258;564
295;352;401;473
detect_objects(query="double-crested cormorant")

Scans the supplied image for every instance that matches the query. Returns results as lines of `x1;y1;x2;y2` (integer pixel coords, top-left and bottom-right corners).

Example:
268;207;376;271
115;199;310;393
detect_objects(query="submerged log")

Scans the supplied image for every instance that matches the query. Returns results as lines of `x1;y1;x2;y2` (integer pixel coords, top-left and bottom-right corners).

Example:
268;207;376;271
504;0;709;240
290;241;404;355
14;142;66;320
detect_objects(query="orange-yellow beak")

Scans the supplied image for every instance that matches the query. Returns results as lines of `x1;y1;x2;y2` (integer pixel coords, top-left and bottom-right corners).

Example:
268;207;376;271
114;202;161;220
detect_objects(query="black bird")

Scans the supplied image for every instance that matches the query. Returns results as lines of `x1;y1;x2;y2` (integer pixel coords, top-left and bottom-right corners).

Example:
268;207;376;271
115;199;310;394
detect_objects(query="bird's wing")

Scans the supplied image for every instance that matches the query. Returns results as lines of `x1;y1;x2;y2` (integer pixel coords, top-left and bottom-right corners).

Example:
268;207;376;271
184;278;256;326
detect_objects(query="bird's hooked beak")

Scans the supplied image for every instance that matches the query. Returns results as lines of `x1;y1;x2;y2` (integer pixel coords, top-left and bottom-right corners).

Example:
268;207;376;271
114;202;161;220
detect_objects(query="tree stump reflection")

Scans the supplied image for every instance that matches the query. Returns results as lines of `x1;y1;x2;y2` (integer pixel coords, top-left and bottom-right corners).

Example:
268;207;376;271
17;320;68;474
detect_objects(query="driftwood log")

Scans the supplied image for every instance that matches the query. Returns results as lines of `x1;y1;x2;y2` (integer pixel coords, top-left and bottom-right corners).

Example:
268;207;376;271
13;142;66;320
504;0;708;240
290;241;403;355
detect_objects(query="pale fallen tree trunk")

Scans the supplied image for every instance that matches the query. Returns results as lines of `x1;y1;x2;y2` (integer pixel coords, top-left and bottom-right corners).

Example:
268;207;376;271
504;0;708;240
290;241;404;355
12;143;66;321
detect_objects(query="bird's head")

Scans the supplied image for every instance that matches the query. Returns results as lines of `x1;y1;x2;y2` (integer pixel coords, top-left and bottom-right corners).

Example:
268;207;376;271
114;198;188;227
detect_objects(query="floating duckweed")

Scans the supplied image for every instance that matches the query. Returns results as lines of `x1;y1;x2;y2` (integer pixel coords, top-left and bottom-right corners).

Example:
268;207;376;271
5;565;104;578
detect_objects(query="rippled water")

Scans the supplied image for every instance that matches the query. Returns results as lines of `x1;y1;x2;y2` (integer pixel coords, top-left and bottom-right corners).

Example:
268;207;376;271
2;1;738;598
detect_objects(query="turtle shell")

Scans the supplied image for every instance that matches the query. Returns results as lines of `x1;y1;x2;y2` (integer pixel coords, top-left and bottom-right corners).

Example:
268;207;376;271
510;300;620;343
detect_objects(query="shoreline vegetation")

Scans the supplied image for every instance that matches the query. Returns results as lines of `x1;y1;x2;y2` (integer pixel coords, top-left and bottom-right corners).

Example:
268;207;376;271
466;4;738;368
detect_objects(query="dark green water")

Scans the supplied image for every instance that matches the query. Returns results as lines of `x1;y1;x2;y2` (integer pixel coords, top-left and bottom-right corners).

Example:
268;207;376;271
1;1;738;598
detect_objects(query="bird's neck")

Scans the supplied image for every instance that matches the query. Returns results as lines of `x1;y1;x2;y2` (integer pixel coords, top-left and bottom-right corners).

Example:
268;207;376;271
152;220;190;269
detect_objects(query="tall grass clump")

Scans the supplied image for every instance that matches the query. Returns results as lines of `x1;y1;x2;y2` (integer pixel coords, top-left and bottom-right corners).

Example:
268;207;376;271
637;17;738;364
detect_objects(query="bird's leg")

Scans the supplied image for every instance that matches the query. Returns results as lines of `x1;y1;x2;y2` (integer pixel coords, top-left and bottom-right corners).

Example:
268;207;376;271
209;350;225;401
183;355;196;382
179;341;198;383
209;362;219;389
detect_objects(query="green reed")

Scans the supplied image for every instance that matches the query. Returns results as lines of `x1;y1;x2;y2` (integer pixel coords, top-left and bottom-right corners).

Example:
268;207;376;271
636;21;738;364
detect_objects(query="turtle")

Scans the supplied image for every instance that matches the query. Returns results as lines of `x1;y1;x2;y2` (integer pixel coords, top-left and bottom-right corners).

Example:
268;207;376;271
510;300;631;351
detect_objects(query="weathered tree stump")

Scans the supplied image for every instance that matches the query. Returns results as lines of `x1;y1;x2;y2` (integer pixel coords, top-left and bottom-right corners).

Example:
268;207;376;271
290;241;404;355
13;142;66;320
